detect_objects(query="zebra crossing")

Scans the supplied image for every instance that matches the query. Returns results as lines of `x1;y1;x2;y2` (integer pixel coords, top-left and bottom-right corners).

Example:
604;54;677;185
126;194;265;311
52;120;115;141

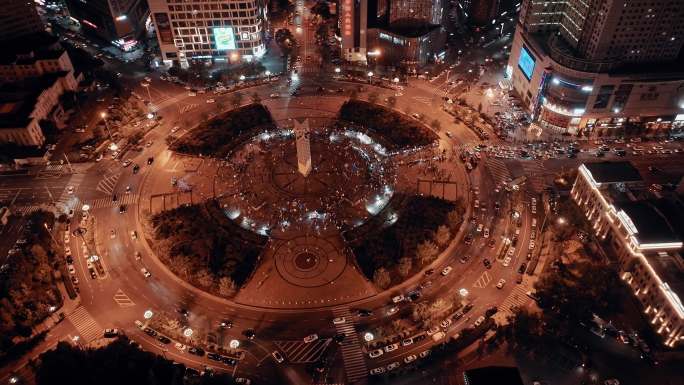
274;338;331;363
472;270;493;288
498;283;532;316
11;205;52;216
519;160;547;193
96;172;121;195
484;157;512;186
179;103;199;113
332;307;368;384
68;306;102;343
54;174;84;213
113;289;136;308
411;96;433;105
85;193;139;210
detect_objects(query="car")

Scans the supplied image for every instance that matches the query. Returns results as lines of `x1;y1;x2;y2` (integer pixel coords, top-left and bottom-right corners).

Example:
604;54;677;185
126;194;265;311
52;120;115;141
206;98;215;103
473;315;486;328
188;92;197;96
131;230;138;239
235;379;251;385
171;126;180;133
67;186;74;194
158;336;171;344
431;331;446;341
424;268;435;275
518;263;527;274
441;266;453;276
144;76;152;82
68;265;76;275
144;327;157;337
103;328;119;337
604;380;620;385
89;268;98;279
368;349;384;358
119;205;126;214
459;255;470;264
426;325;440;336
122;159;132;167
332;317;346;325
270;93;280;98
174;342;187;351
404;354;417;363
219;320;233;328
476;223;483;233
440;318;452;328
401;337;413;346
63;234;70;243
529;240;536;249
483;259;492;269
386;362;400;371
333;332;346;344
392;294;405;303
207;352;221;361
357;309;373;317
140;267;151;278
496;278;506;289
516;274;524;284
303;334;318;343
112;194;118;202
369;367;385;375
221;356;238;366
145;140;153;147
384;343;399;353
407;290;421;301
188;347;205;356
242;329;256;339
387;306;399;315
271;350;285;363
502;256;512;267
419;350;431;358
483;228;490;238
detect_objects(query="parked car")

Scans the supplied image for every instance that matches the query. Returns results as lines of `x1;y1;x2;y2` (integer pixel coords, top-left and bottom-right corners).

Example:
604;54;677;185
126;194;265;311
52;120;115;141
441;266;453;276
368;349;384;358
271;351;285;363
303;334;318;343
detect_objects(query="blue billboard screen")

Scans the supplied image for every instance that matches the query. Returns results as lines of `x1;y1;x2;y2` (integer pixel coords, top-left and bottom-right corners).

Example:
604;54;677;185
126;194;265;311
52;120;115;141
213;27;236;50
518;46;536;81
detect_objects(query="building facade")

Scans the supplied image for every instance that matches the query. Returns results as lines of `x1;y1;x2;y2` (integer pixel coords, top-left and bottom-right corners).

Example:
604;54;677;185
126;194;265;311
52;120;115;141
507;0;684;136
341;0;368;62
64;0;149;49
571;162;684;347
0;0;44;42
148;0;267;67
0;50;75;83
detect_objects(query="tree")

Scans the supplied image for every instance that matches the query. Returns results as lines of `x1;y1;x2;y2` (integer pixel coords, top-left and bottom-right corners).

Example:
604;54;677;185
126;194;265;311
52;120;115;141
310;1;331;19
397;257;412;278
218;276;237;297
430;119;441;130
385;95;397;109
367;92;379;104
416;240;439;265
250;92;262;104
434;225;451;247
349;89;359;100
230;92;244;108
372;267;391;289
275;28;297;70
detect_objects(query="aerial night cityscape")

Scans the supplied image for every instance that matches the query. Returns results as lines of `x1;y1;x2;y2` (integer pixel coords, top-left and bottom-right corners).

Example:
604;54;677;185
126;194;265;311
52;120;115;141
1;0;684;384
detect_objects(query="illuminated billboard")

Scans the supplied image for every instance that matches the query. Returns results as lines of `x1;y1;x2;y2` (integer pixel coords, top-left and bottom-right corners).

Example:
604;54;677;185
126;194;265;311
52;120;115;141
213;27;236;50
518;46;536;81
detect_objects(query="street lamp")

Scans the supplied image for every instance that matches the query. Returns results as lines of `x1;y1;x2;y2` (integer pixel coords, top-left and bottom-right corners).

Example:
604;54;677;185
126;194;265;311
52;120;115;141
334;67;341;74
183;328;194;337
141;82;152;105
363;332;374;342
393;77;400;84
239;75;246;81
144;310;154;319
557;217;567;225
265;70;271;78
367;71;373;84
229;339;240;349
100;112;115;144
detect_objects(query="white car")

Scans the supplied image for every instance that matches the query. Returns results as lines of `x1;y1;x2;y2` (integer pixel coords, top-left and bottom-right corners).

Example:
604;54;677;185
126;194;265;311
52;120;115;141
496;278;506;289
369;367;385;375
206;98;215;104
386;362;400;371
171;126;180;133
419;350;430;358
483;228;490;238
529;240;536;250
473;315;486;328
392;294;405;303
174;343;187;351
401;337;413;346
476;224;483;233
64;234;70;243
67;186;74;194
303;334;318;343
145;140;153;147
404;354;417;363
368;349;384;358
383;343;399;353
502;256;512;267
141;268;151;278
387;306;399;315
271;350;285;363
235;378;251;385
440;318;452;329
332;317;346;325
122;159;132;167
426;326;440;336
144;76;152;82
188;92;197;97
441;266;453;276
130;230;138;239
270;93;280;98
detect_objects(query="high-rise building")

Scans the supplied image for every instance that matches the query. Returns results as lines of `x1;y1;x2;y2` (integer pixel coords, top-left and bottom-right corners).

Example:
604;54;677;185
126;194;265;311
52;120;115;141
341;0;368;62
147;0;267;67
0;0;44;42
506;0;684;137
64;0;149;49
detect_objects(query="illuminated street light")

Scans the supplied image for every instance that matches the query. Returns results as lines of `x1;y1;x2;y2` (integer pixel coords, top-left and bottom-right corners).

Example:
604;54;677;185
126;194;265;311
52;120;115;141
239;75;246;81
183;328;194;337
393;77;400;83
363;332;374;342
459;288;469;297
334;67;341;73
144;310;154;319
557;217;567;225
100;111;115;144
9;376;19;384
109;143;118;152
265;70;271;77
229;339;240;349
367;71;374;77
147;113;154;120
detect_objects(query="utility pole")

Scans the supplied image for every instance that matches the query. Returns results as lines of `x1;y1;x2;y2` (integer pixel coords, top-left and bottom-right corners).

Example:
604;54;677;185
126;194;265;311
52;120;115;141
63;153;74;173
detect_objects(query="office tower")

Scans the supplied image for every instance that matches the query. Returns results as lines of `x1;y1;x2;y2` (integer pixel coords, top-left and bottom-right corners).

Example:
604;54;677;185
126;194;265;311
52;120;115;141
64;0;149;49
147;0;267;67
506;0;684;137
341;0;369;62
0;0;44;42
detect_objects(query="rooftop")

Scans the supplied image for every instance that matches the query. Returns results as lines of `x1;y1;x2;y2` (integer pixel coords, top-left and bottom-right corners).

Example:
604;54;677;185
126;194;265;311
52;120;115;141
616;201;681;246
583;161;642;184
0;73;65;128
0;32;63;66
463;366;524;385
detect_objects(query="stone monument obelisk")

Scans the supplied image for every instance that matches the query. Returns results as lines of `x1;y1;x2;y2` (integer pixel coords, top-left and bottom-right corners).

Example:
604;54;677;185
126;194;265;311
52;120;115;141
293;118;312;177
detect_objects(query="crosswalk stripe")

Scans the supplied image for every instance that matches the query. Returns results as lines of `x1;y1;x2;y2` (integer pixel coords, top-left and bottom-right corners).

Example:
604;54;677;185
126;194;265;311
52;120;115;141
484;157;512;186
331;307;368;383
274;339;331;363
97;172;121;195
113;289;136;307
68;306;102;342
85;194;139;209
